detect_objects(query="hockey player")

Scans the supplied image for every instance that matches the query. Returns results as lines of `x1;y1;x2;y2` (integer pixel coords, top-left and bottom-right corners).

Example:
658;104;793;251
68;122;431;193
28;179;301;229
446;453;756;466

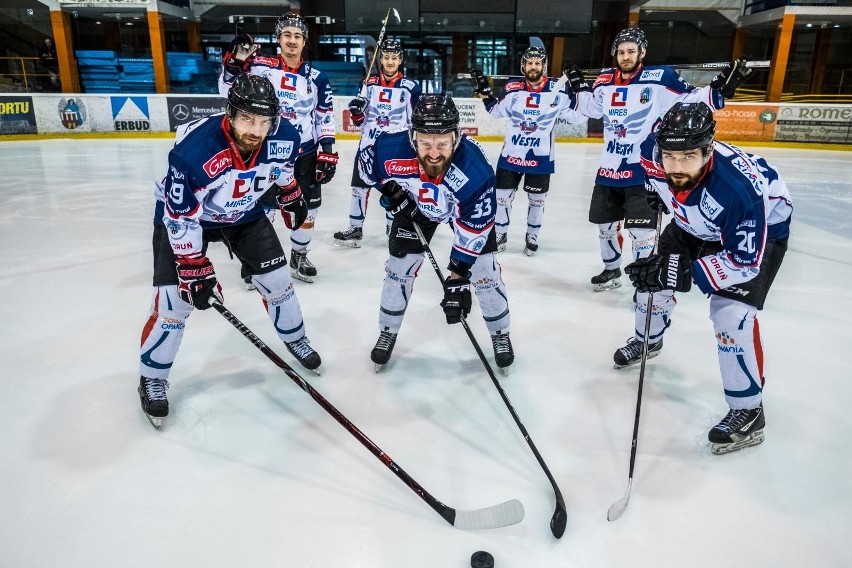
358;94;514;372
138;74;322;427
219;13;338;283
565;27;753;290
333;38;421;247
620;102;792;454
471;46;585;255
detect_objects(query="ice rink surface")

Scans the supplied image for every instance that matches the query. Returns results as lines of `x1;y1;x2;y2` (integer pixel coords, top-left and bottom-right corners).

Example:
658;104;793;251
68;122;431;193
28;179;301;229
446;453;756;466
1;137;850;567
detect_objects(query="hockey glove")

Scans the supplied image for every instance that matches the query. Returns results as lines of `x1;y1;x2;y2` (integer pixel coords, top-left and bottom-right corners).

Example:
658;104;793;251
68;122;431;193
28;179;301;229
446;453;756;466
710;57;754;99
563;64;591;93
625;254;692;293
315;151;339;184
176;255;224;310
645;180;670;214
440;276;472;324
348;96;368;126
379;182;423;223
470;69;493;99
223;33;258;78
277;183;308;229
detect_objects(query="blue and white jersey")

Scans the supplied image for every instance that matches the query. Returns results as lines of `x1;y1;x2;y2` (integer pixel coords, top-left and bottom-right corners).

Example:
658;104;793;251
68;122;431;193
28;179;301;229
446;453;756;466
574;65;724;187
640;135;793;295
219;56;335;155
356;73;421;152
359;131;496;267
486;76;585;175
154;114;301;258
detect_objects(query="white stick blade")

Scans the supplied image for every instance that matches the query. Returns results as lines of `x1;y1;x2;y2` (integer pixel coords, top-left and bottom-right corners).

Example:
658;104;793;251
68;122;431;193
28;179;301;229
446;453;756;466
607;481;632;521
391;8;401;24
453;499;525;530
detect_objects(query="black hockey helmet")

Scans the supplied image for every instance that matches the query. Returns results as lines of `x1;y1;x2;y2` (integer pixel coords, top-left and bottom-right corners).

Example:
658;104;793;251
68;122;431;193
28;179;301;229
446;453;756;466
276;12;308;39
521;45;548;73
380;38;404;58
611;27;648;56
227;74;280;118
411;93;460;135
656;102;716;153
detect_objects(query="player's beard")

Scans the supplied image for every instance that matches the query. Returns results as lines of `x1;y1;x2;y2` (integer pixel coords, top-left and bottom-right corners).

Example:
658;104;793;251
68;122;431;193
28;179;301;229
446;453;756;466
618;58;640;75
231;128;263;156
418;153;450;178
525;68;543;83
665;172;700;191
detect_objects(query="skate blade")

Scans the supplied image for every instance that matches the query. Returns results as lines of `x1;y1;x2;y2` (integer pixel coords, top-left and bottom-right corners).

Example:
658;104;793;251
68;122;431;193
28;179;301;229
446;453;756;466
304;365;322;376
144;413;164;429
612;349;660;369
524;248;536;257
496;244;507;253
245;283;256;291
333;239;361;248
499;366;511;377
593;280;622;292
711;430;765;454
290;269;315;284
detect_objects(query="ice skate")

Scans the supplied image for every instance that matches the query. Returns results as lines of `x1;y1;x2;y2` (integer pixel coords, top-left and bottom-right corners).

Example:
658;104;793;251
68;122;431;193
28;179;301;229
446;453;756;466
138;376;169;428
371;327;398;372
491;329;514;375
523;233;538;257
290;250;317;283
333;226;363;248
496;232;507;253
613;337;663;368
591;267;622;291
243;275;256;291
286;336;322;375
709;404;765;454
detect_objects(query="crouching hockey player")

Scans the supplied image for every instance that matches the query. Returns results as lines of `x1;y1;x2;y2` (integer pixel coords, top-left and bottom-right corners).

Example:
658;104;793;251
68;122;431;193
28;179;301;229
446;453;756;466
619;102;792;454
358;94;514;373
138;75;322;427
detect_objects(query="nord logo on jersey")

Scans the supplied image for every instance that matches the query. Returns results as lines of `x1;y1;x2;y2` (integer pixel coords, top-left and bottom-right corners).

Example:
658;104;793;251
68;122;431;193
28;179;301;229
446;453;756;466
700;190;724;220
526;93;540;108
111;96;150;131
379;89;393;103
203;149;232;178
385;159;418;175
444;165;469;191
267;140;294;159
280;74;298;91
639;69;664;82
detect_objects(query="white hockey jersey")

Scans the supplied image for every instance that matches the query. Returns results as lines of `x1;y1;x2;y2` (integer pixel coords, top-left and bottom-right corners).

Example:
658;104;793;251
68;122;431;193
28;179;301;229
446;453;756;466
486;77;585;175
356;73;421;152
219;56;335;155
573;64;724;187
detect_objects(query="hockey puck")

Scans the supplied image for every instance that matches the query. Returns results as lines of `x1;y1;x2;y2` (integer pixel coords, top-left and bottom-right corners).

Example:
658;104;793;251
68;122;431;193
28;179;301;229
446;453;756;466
471;551;494;568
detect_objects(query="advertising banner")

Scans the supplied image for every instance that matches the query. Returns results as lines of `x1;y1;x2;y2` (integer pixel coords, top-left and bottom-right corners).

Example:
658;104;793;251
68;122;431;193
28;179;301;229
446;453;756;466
166;96;227;131
713;104;778;143
775;104;852;144
0;96;37;134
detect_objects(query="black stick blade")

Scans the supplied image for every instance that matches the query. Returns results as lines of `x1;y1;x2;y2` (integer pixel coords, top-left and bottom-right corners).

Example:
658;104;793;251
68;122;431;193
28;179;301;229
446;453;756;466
550;503;567;538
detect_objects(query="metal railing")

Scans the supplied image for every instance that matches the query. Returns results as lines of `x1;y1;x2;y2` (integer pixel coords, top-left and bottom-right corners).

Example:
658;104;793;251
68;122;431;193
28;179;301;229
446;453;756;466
0;56;55;93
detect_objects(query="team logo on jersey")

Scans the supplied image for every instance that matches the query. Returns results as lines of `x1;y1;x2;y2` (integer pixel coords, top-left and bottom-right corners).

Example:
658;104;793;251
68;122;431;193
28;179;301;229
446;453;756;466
267;140;294;159
280;73;298;91
639;69;664;82
376;114;391;128
639;87;651;104
379;89;393;103
165;218;188;240
612;122;627;139
203;149;232;178
58;98;86;129
519;119;538;134
610;87;628;108
443;165;469;192
525;93;541;108
700;190;724;220
280;105;297;120
385;159;418;176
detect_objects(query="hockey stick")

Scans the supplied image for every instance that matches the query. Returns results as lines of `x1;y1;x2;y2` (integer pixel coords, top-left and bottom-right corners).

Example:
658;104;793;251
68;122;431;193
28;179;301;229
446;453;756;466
607;209;664;522
210;299;524;530
456;60;770;81
411;223;567;539
358;8;401;98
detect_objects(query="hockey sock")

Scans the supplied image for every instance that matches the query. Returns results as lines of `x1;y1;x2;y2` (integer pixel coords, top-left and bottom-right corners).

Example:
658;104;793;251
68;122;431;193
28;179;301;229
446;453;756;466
628;228;656;261
633;289;675;344
254;266;307;344
290;207;318;252
379;253;424;332
140;286;193;380
496;188;517;236
348;186;370;228
525;193;547;240
598;222;623;269
710;296;764;409
471;253;510;333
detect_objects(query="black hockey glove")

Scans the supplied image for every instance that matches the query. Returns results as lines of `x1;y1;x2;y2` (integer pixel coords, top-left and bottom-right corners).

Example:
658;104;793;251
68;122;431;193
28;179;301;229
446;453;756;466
176;254;224;310
470;69;493;99
348;96;367;126
440;276;472;324
223;33;257;77
563;64;590;93
625;254;692;293
710;57;754;99
277;183;308;229
315;151;339;184
379;188;423;223
645;180;670;214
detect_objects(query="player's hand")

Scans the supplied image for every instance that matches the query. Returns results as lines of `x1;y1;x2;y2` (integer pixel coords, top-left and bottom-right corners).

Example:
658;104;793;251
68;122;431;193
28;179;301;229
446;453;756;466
563;64;590;93
710;57;754;98
176;255;223;310
470;69;493;98
440;276;472;324
625;254;692;293
223;34;258;78
645;180;669;214
348;97;367;126
315;151;339;184
277;183;308;229
379;188;423;223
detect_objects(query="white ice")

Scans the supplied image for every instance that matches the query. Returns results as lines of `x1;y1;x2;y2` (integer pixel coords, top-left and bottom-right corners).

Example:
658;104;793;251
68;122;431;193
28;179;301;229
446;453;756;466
1;138;850;567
